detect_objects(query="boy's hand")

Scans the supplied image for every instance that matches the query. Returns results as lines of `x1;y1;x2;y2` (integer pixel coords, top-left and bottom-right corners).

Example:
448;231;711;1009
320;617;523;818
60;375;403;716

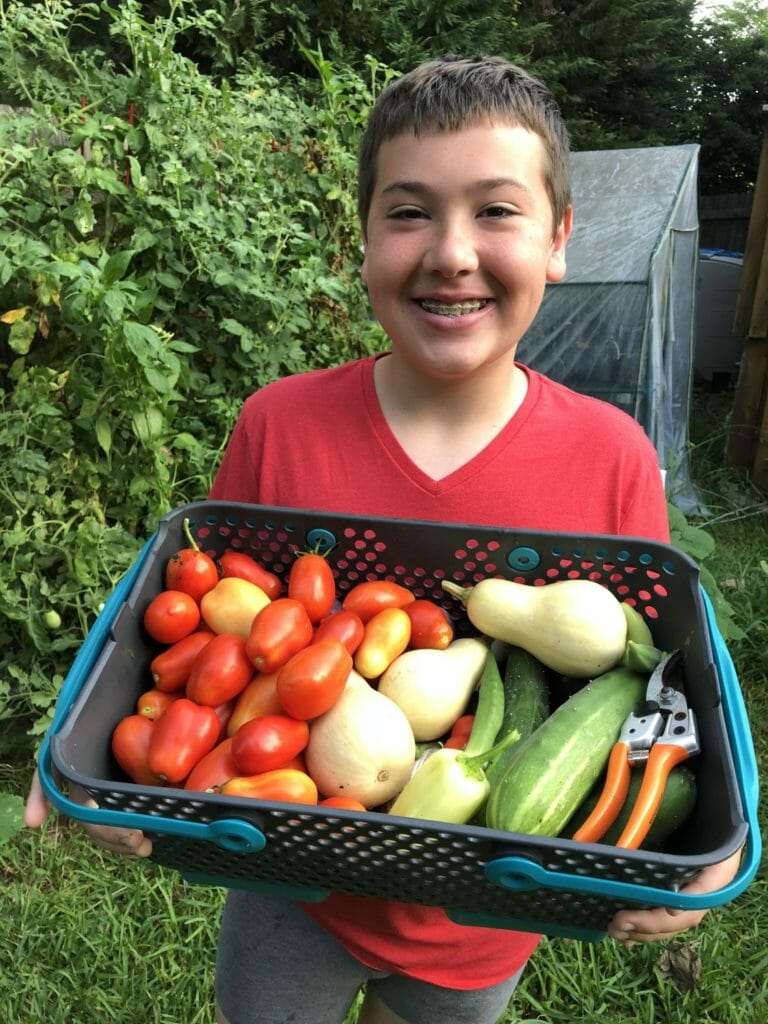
607;849;742;943
24;768;153;858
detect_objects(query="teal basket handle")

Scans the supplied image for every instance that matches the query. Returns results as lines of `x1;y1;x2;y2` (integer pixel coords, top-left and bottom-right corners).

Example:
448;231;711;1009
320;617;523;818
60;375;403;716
485;587;762;910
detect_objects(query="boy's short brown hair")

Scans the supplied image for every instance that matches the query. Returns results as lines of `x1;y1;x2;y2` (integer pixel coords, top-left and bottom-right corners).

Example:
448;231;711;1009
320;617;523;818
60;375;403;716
358;54;571;236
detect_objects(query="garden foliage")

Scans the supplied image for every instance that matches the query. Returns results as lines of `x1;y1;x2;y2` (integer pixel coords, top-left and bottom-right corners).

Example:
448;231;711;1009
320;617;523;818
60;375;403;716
0;0;388;747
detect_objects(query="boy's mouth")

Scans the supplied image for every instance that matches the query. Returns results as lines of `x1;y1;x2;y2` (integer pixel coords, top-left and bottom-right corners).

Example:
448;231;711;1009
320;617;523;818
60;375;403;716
418;299;489;317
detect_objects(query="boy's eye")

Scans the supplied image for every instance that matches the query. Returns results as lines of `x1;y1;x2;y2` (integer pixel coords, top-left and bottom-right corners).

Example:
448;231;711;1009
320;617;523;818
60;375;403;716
479;204;515;218
389;206;427;220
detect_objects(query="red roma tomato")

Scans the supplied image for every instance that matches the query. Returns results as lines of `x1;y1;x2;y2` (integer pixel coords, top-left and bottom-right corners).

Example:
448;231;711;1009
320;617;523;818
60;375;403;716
219;768;318;805
111;714;164;786
150;630;213;692
144;590;200;644
313;609;365;656
287;552;336;624
218;551;282;600
276;640;352;720
449;714;475;740
164;548;219;603
353;607;411;680
245;598;313;674
147;698;221;783
231;714;310;775
184;737;239;793
443;734;468;749
319;796;367;812
341;580;415;623
136;687;181;721
404;599;455;650
186;633;254;706
226;671;283;737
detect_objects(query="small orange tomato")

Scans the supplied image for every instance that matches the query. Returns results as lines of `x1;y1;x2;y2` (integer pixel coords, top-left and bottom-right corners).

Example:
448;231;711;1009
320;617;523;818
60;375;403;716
353;607;411;680
226;672;283;737
319;796;367;812
219;768;318;805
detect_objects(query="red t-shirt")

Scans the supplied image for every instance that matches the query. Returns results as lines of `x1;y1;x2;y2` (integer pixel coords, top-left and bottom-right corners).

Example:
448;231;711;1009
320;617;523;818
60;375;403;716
209;354;671;989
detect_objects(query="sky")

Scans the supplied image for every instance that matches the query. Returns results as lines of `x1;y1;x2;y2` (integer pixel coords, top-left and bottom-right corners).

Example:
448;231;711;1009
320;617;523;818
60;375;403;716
693;0;767;18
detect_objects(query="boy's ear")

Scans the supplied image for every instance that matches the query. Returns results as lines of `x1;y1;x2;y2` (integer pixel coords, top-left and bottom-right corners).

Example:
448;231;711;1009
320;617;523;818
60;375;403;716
546;205;573;283
360;239;368;286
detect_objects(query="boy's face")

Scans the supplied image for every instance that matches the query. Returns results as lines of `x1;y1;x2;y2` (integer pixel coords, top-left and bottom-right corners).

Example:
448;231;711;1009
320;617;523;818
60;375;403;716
361;123;572;384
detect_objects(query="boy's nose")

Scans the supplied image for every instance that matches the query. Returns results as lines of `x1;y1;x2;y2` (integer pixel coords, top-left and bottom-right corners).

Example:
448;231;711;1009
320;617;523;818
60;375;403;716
422;221;479;278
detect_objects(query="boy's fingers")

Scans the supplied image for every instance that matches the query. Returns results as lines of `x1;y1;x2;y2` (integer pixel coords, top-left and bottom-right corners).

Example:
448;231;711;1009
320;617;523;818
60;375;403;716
23;769;51;828
25;773;153;858
608;849;743;943
68;783;154;858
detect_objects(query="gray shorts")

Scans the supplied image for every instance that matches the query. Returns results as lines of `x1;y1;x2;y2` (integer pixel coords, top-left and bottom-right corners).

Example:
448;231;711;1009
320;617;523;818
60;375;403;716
215;890;524;1024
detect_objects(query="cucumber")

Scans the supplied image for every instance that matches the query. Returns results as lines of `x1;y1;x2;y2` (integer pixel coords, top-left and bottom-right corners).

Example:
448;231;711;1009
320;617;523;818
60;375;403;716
564;765;697;850
483;646;550;792
484;667;647;837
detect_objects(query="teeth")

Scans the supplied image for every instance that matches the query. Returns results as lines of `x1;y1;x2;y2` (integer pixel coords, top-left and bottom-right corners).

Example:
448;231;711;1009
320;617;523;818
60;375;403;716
420;299;487;316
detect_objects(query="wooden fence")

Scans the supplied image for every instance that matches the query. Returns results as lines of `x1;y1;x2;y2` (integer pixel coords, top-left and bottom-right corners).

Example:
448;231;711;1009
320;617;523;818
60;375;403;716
699;191;753;253
725;127;768;491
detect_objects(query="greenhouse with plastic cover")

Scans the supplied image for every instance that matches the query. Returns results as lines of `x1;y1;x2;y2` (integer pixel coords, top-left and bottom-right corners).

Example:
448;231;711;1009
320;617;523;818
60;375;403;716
517;143;704;513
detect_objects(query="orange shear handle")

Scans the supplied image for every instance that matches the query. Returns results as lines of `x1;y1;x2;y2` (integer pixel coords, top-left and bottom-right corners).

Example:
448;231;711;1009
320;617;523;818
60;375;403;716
615;742;691;849
571;741;631;844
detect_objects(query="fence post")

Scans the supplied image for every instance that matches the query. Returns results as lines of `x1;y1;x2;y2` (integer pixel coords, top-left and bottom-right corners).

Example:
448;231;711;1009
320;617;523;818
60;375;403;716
725;108;768;488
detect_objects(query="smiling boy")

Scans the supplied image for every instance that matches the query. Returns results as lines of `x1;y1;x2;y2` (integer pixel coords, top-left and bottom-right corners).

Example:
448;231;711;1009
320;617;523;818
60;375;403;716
25;55;741;1024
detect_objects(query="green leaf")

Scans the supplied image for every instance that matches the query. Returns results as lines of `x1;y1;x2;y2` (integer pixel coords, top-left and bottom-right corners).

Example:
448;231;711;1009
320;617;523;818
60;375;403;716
103;250;134;287
132;407;164;443
95;415;112;456
0;794;24;846
8;318;36;355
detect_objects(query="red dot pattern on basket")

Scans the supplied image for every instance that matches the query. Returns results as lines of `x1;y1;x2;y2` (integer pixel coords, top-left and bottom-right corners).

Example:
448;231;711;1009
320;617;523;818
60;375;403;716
192;515;677;625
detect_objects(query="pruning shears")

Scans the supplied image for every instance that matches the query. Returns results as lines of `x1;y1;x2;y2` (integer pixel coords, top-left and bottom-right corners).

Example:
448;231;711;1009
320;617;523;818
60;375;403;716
572;650;700;849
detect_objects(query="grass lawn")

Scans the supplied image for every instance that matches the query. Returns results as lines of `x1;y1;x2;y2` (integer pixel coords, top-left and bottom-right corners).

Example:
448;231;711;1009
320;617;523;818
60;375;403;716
2;389;766;1024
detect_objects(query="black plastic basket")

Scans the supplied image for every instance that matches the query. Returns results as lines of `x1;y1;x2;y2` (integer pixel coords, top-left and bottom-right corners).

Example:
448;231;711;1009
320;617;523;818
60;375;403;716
39;502;761;940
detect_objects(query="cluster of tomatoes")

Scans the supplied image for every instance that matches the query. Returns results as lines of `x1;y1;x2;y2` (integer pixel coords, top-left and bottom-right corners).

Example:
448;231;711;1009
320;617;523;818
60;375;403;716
111;520;458;809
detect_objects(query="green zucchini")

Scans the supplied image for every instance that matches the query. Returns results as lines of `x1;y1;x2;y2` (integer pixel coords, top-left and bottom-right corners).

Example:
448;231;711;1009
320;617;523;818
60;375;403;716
620;601;655;646
463;650;506;757
483;646;550;792
564;765;697;850
484;667;647;837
